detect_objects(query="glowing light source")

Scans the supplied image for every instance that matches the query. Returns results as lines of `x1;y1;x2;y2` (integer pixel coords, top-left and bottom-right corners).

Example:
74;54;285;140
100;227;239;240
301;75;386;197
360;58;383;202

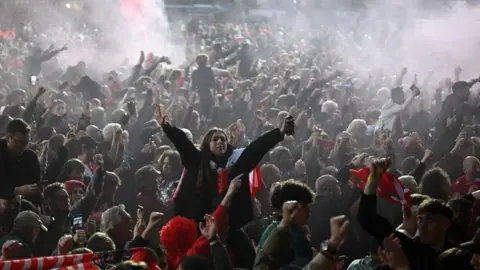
65;3;71;8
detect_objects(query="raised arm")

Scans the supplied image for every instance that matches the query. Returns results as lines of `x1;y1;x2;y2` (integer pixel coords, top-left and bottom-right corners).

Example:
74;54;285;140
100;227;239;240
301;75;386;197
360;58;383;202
229;116;294;178
155;104;200;167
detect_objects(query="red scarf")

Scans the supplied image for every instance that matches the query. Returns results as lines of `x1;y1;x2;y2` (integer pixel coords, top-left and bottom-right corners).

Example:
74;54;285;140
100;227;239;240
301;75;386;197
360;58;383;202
173;167;262;202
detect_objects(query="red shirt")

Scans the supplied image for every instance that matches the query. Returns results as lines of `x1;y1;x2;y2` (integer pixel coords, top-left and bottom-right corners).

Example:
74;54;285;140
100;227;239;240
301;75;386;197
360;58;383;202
452;176;480;196
452;175;480;217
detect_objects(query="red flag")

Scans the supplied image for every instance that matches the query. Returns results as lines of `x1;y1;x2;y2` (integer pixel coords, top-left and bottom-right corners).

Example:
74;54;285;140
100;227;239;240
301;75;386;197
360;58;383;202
350;168;412;208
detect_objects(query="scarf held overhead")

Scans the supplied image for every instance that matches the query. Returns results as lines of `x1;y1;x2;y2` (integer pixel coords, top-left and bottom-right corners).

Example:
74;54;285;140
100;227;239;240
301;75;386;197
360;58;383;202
172;148;262;202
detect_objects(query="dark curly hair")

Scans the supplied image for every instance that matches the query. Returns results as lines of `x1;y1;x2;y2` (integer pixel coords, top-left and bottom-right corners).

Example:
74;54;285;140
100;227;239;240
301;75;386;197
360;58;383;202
419;168;451;202
269;179;315;209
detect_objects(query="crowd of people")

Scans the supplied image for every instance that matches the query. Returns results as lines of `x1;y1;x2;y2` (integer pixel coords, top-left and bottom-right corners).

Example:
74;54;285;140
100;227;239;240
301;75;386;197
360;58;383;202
3;4;480;270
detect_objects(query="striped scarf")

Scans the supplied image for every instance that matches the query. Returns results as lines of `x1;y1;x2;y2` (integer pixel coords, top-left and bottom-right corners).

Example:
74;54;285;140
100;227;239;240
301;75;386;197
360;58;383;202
0;247;157;270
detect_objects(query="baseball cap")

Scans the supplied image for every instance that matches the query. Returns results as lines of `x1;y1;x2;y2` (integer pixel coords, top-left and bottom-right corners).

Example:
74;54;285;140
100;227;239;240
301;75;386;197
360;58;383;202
459;228;480;253
13;211;48;232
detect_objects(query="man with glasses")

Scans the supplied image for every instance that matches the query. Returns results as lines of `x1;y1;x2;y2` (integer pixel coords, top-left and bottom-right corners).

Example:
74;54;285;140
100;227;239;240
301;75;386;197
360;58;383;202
0;119;41;209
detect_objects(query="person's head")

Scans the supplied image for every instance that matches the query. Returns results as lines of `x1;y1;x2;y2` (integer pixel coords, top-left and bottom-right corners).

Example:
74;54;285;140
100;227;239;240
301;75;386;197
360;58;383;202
195;54;209;67
436;248;473;270
60;159;85;182
135;165;161;196
448;197;473;229
270;179;315;225
69;247;93;254
399;175;419;194
178;256;211;270
201;128;229;156
346;119;367;139
315;175;341;197
86;125;102;142
64;180;87;205
91;107;106;127
12;211;48;243
51;99;66;116
86;232;116;252
321;100;338;115
376;87;390;102
463;156;480;178
417;199;453;246
6;119;30;156
7;88;26;106
103;123;122;143
260;163;282;189
390;87;405;105
78;136;97;162
44;182;71;213
113;261;148;270
453;81;471;102
91;98;101;109
400;156;420;175
181;128;194;142
100;205;133;244
420;168;452;201
158;150;181;177
269;146;294;172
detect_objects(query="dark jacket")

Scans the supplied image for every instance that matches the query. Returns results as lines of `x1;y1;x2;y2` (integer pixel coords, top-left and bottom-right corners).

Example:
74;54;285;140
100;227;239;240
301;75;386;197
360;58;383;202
164;123;283;229
357;193;454;270
0;139;40;200
32;170;102;256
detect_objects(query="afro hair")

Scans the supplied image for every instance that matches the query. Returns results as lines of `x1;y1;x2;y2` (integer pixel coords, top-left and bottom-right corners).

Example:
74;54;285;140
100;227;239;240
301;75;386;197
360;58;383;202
269;179;315;209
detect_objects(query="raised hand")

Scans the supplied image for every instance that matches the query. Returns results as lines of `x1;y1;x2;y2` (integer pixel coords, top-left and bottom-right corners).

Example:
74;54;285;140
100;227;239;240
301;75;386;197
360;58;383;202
34;87;47;100
279;200;301;228
57;235;74;255
134;206;146;238
155;104;168;127
369;157;391;178
2;240;24;259
329;215;350;250
281;115;295;136
146;212;164;228
226;174;243;196
199;215;218;240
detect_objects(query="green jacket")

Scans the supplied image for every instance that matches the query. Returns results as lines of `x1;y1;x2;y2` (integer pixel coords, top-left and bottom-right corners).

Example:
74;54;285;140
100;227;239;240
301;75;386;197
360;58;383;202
254;227;293;270
0;232;34;259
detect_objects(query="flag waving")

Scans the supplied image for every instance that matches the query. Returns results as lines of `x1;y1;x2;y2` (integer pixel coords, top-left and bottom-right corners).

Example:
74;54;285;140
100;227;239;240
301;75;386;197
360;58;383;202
350;167;412;208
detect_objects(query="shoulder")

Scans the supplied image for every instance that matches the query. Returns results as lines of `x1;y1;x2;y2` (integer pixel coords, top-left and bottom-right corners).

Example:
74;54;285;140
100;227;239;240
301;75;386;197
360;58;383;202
23;148;39;162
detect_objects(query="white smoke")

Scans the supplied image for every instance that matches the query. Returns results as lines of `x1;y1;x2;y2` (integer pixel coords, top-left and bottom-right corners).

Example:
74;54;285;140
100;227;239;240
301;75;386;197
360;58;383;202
18;0;184;73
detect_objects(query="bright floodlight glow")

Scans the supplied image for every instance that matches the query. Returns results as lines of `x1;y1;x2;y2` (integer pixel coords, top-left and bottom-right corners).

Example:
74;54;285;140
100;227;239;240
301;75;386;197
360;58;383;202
65;3;71;8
